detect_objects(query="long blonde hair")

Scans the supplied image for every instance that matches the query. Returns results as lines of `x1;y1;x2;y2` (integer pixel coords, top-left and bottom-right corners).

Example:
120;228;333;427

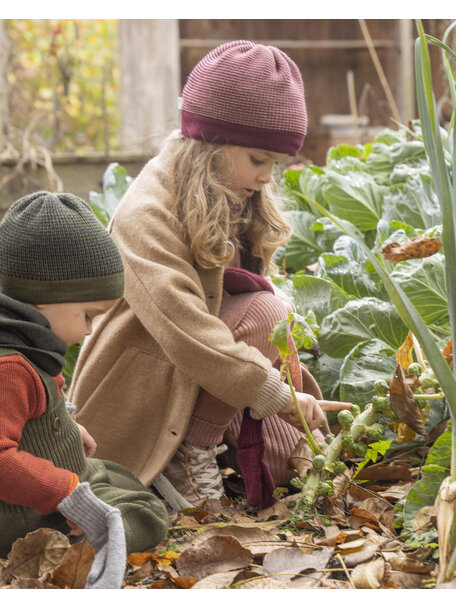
164;134;291;275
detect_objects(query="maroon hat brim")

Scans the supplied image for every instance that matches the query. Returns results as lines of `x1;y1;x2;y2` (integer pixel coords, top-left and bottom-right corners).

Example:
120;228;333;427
181;110;305;156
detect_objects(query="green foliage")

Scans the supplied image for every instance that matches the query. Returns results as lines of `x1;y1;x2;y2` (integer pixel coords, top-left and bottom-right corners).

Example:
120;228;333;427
6;19;120;153
64;162;132;385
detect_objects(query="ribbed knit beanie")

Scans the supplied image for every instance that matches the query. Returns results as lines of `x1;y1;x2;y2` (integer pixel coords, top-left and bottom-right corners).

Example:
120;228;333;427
0;191;124;304
181;40;307;156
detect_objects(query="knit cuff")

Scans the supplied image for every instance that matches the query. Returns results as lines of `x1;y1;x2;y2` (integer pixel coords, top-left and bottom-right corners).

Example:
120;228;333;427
57;482;118;548
249;367;291;420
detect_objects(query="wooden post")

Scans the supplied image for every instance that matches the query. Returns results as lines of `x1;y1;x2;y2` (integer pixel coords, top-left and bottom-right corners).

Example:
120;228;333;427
0;21;9;148
119;19;180;155
398;19;415;126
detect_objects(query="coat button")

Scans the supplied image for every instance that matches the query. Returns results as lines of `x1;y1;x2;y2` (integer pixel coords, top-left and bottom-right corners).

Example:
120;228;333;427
53;417;61;431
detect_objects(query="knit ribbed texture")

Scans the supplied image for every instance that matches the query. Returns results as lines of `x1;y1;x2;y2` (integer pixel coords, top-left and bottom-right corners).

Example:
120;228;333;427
57;482;127;589
185;290;291;447
0;352;84;516
0;191;124;304
181;40;307;155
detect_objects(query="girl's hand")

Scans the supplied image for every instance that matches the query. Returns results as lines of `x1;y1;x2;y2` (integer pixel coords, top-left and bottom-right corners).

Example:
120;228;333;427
76;423;97;458
277;393;352;434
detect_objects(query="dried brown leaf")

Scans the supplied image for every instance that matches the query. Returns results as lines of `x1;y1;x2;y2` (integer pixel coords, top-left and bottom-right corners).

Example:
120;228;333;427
351;557;386;588
176;535;253;579
10;577;60;589
255;501;290;522
375;481;414;501
262;546;332;583
195;525;279;556
171;575;198;589
356;461;413;481
390;362;426;435
338;540;377;568
381;235;442;262
3;528;70;580
191;569;242;589
386;555;433;574
288;437;314;478
49;541;94;589
127;550;179;568
443;339;453;367
237;576;289;589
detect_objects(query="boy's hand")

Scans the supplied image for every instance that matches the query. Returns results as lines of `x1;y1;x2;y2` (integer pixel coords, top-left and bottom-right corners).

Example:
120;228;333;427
76;423;97;457
278;393;352;434
65;518;84;536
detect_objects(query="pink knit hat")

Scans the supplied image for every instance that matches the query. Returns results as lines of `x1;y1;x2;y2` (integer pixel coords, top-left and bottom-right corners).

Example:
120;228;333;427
181;40;307;156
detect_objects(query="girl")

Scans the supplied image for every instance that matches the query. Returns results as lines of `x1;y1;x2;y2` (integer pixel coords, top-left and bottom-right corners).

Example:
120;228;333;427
69;40;352;509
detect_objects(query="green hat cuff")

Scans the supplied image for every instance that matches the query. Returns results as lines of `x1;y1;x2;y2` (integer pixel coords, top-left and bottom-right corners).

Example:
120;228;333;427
0;272;124;304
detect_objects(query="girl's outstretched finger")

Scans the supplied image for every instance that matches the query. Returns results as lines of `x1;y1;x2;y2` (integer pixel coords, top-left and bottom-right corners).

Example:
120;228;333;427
319;400;353;412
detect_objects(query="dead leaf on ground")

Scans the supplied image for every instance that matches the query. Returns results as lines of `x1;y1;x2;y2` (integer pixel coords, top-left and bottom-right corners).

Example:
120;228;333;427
237;576;289;588
351;557;386;588
262;546;332;583
10;577;60;589
3;528;70;581
381;235;442;262
375;481;414;501
127;550;179;568
191;569;242;589
356;460;413;482
176;535;253;579
390;362;426;435
170;575;198;589
383;554;433;574
194;525;280;556
49;541;94;589
384;569;425;589
337;539;377;568
255;501;290;522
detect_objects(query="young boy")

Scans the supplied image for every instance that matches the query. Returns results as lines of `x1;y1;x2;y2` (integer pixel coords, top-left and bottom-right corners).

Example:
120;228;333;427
0;191;169;588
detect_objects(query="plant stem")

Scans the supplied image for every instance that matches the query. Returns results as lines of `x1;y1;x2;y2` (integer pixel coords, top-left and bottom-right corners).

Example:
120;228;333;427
285;367;323;456
414;393;445;400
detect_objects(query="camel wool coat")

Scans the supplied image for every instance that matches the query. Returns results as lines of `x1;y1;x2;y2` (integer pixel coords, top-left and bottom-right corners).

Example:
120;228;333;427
69;140;314;487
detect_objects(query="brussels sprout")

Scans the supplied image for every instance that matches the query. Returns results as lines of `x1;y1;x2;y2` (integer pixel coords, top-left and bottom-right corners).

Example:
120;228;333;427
290;476;305;489
350;404;361;417
313;454;326;471
341;434;356;451
317;442;326;451
332;460;347;474
407;362;422;377
419;373;439;390
365;423;385;441
352;442;368;457
317;481;333;496
374;379;389;396
338;410;354;431
372;395;390;413
325;433;335;444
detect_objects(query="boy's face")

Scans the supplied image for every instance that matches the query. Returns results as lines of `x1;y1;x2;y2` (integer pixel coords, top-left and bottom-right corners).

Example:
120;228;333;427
34;299;119;347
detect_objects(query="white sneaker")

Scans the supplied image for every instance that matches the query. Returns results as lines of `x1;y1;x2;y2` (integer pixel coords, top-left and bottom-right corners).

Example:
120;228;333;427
162;442;228;503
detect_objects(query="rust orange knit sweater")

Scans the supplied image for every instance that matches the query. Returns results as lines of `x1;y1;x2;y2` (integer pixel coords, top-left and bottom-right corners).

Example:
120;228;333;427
0;354;78;513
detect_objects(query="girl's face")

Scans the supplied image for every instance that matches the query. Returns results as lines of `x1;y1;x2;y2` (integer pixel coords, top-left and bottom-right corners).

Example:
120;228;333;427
216;146;287;200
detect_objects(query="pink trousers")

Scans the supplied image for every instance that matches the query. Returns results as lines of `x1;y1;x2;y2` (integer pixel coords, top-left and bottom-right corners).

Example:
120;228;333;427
184;289;303;486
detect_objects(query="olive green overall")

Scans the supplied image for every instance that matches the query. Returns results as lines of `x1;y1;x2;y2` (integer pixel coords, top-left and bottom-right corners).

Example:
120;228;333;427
0;349;168;557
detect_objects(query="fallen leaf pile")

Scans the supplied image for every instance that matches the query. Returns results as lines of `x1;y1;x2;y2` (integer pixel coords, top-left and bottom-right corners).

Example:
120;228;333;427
0;452;440;590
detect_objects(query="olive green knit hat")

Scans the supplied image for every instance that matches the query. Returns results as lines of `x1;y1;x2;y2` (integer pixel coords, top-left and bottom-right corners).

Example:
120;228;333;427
0;191;124;304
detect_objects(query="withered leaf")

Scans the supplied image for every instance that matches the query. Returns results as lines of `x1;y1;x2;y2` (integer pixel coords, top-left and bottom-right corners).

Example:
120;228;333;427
176;535;253;579
338;539;377;567
443;339;453;366
127;550;179;568
390;362;426;435
381;235;442;262
351;557;386;589
10;577;60;589
263;546;332;583
355;460;413;481
4;528;70;580
191;569;241;589
50;540;94;589
396;331;415;371
195;525;279;556
171;575;198;589
288;437;314;478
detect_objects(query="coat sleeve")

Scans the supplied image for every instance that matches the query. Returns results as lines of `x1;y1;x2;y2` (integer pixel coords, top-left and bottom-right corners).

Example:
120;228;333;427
111;173;291;417
0;356;78;513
